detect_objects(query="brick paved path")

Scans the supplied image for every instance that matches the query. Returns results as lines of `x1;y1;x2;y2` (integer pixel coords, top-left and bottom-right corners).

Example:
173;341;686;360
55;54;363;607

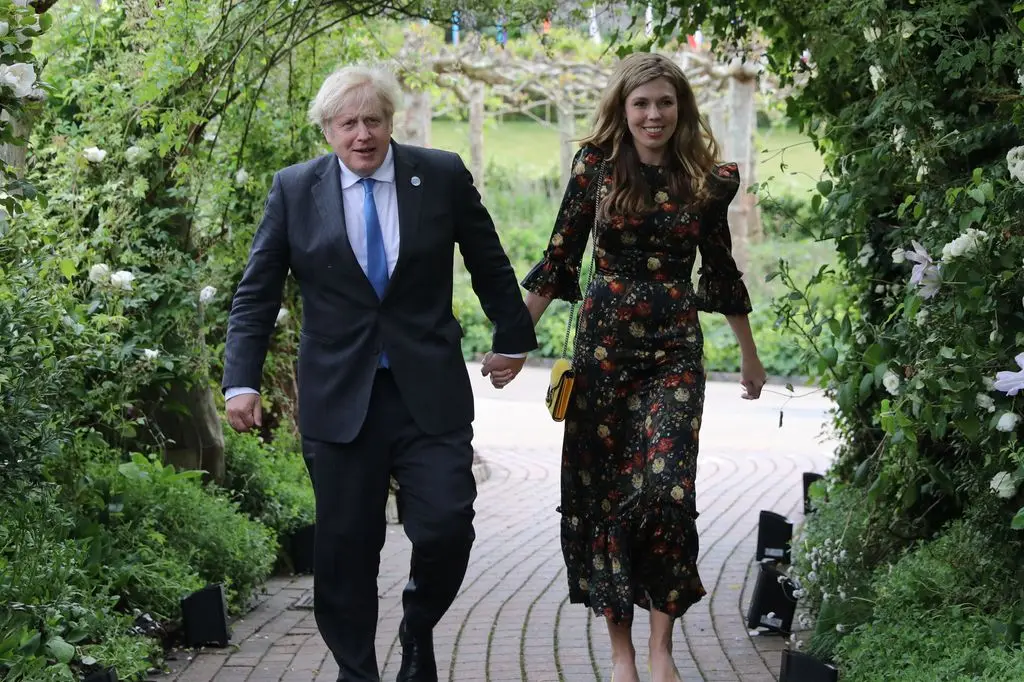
156;366;835;682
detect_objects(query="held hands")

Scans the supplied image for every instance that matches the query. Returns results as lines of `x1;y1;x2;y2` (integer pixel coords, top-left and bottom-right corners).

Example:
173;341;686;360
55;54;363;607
481;352;526;389
226;393;262;433
740;353;768;400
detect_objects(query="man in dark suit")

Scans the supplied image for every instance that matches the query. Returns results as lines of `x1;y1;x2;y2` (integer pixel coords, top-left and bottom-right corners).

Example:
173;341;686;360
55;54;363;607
222;65;537;682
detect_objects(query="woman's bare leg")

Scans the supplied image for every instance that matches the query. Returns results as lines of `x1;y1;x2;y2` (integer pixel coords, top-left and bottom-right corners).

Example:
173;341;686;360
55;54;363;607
606;616;640;682
648;608;682;682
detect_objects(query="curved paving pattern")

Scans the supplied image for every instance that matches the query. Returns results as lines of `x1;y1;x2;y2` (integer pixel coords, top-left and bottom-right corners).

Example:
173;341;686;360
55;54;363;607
154;366;834;682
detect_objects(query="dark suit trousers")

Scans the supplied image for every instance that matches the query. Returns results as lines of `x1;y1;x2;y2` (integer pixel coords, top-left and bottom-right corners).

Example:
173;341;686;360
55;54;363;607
302;369;476;682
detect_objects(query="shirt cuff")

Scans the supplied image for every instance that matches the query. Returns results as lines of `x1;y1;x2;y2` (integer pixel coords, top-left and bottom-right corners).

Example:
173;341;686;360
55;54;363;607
495;352;527;358
225;386;260;401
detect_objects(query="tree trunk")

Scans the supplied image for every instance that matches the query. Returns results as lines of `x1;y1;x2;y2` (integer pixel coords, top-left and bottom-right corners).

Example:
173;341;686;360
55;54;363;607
160;377;226;482
469;81;485;195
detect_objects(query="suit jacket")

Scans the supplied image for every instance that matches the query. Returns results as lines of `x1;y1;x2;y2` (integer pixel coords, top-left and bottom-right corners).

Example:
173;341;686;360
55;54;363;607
222;141;538;443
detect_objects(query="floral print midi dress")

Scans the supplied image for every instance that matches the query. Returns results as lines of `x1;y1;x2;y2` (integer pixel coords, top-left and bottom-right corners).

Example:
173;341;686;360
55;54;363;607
521;144;752;624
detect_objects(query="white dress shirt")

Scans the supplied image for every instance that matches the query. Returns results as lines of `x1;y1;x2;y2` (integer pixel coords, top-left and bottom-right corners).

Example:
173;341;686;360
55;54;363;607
225;147;521;403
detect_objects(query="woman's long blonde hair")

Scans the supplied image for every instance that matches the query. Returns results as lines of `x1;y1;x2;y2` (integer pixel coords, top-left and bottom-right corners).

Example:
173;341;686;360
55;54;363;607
581;52;721;218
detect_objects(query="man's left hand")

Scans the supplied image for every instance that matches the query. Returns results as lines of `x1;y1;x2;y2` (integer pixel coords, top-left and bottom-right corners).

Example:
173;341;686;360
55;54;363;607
481;352;526;389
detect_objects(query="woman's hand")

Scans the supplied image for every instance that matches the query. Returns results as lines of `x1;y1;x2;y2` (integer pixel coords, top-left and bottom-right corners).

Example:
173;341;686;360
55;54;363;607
740;353;767;400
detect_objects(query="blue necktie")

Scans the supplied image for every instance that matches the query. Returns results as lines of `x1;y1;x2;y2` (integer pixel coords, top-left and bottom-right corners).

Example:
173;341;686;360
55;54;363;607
360;177;390;367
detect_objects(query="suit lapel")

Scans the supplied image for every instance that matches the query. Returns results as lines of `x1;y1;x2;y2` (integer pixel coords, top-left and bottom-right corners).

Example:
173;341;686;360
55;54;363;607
390;141;422;289
310;154;377;301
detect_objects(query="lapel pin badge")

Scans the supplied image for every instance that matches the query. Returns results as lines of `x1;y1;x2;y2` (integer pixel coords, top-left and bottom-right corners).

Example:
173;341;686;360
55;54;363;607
410;176;421;187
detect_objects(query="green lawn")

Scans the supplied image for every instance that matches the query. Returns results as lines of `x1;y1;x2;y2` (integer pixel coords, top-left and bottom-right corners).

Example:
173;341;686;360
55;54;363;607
430;118;825;197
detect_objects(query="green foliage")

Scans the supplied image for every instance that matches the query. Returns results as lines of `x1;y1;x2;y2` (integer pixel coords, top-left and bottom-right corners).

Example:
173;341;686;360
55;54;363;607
103;452;277;611
833;517;1024;681
222;425;315;542
0;483;160;681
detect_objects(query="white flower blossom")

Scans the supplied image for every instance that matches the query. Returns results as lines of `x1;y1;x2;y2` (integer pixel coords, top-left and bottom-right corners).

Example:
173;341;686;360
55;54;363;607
276;307;289;326
836;624;846;633
235;168;249;186
904;241;941;299
863;27;880;42
869;65;885;91
994;354;1024;396
874;284;885;293
199;285;217;305
941;228;987;262
0;22;9;37
915;309;929;326
124;145;147;164
88;263;110;284
857;243;875;268
976;393;996;413
0;62;36;98
916;164;929;182
892;125;906;152
1018;71;1024;90
142;348;160;361
83;147;107;164
996;412;1020;433
109;270;135;291
891;247;906;264
991;329;1003;344
1007;146;1024;184
990;471;1017;498
882;369;901;395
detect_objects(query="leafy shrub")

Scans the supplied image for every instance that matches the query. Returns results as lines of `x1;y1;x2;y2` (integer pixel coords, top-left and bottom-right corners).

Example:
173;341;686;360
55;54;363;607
0;483;159;682
833;519;1024;681
97;453;276;612
222;425;315;541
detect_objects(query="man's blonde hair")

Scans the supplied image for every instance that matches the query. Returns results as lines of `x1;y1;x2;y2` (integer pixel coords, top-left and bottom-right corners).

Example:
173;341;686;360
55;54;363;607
307;65;404;130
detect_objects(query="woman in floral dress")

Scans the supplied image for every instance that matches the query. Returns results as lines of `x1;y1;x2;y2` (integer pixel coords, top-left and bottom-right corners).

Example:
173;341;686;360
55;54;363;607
516;53;767;682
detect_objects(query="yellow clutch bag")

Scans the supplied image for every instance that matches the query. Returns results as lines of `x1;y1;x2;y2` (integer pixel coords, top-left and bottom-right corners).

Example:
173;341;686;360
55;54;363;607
545;358;575;422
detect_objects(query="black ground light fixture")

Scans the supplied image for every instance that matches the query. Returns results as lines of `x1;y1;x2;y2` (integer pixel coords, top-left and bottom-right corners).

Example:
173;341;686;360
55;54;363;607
745;562;798;634
82;668;118;682
288;523;316;575
780;649;839;682
181;584;231;648
802;472;825;514
755;510;793;563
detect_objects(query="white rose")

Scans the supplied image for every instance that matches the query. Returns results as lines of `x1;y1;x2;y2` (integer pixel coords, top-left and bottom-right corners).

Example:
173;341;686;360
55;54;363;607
276;307;289;326
109;270;135;291
199;285;217;305
124;145;147;164
990;471;1017;498
0;62;36;98
142;348;160;361
83;147;107;164
869;64;885;91
882;369;901;395
235;168;249;186
996;412;1020;433
88;263;110;284
1007;146;1024;184
857;243;874;267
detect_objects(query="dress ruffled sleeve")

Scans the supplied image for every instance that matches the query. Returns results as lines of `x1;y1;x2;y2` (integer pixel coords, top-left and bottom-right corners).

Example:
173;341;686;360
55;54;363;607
521;145;605;303
696;162;753;315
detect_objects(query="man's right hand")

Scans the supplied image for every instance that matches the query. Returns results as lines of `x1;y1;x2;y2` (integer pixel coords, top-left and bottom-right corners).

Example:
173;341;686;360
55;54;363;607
226;393;262;433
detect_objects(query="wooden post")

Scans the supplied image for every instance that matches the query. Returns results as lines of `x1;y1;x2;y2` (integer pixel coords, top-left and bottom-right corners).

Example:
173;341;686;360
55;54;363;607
558;102;576;191
469;81;485;195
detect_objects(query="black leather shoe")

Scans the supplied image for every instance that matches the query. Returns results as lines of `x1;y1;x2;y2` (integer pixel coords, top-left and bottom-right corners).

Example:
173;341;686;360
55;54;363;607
397;620;437;682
